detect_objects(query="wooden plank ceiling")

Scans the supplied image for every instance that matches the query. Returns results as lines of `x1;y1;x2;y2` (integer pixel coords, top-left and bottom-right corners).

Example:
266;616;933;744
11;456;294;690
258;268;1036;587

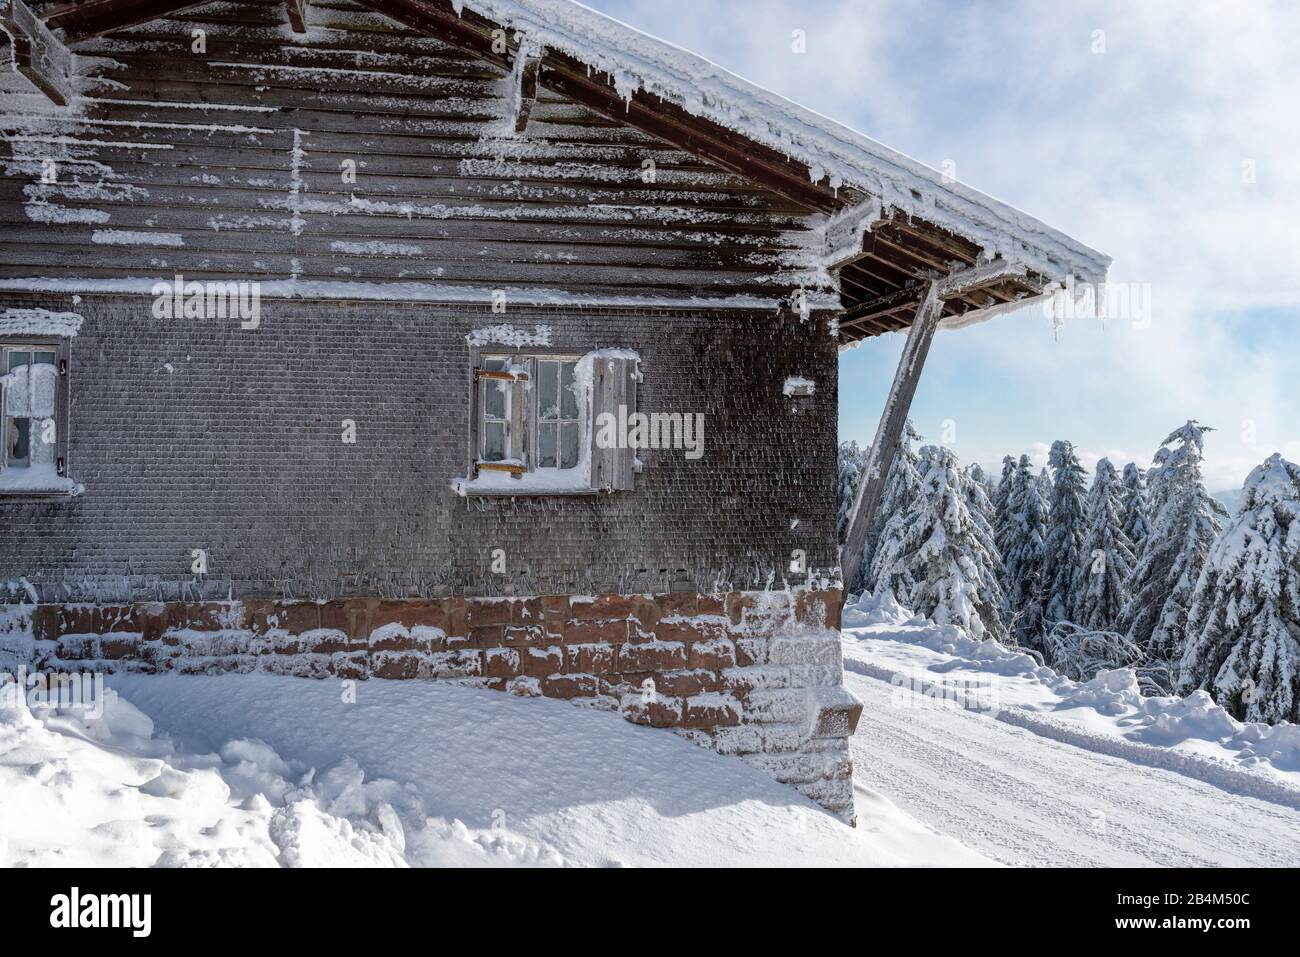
28;0;1048;340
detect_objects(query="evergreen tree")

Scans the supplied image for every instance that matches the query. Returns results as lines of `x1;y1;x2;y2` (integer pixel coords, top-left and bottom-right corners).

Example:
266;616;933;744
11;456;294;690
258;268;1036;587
1000;454;1049;647
1178;454;1300;724
859;421;924;595
836;440;867;541
1120;462;1152;551
1070;458;1136;632
1037;467;1054;512
1041;440;1089;627
1119;421;1228;663
993;455;1016;526
893;446;1008;642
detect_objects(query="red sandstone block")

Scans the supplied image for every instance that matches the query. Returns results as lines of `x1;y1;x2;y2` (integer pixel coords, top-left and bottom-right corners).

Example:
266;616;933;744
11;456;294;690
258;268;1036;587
98;636;141;660
330;651;369;680
484;647;522;679
469;624;505;648
274;602;321;634
371;599;449;632
564;642;616;675
502;624;547;647
619;692;682;728
466;599;509;627
540;595;571;629
371;651;422;679
508;598;543;625
523;645;563;677
697;593;726;616
652;669;719;697
93;605;136;633
617;641;686;672
655;593;698;618
570;594;635;621
299;629;350;655
368;622;430;653
629;596;660;630
734;637;768;667
682;693;743;729
56;606;94;636
29;606;58;642
563;618;627;643
655;617;728;644
541;673;600;699
688;637;736;670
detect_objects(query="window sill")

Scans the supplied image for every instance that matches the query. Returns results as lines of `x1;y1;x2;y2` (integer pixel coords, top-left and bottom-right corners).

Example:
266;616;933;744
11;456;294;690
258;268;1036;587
0;466;84;499
452;469;599;498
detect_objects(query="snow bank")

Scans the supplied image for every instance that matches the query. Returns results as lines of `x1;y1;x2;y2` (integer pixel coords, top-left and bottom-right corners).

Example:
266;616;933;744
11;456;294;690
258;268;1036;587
0;307;82;337
841;594;1300;789
0;670;985;867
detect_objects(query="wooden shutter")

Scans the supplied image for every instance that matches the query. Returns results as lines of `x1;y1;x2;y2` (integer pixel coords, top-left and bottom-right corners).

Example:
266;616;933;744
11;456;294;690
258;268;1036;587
591;353;638;492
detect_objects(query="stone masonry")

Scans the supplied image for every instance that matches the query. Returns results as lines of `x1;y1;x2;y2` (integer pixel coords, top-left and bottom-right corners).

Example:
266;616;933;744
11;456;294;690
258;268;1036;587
7;586;863;822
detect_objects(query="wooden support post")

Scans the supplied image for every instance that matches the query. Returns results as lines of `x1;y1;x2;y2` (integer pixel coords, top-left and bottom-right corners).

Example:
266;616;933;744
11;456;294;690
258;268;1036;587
1;0;74;105
286;0;308;34
839;280;944;600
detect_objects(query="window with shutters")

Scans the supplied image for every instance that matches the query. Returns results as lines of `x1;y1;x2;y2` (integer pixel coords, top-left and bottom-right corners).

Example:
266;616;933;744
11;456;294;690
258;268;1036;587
460;347;638;496
0;337;77;497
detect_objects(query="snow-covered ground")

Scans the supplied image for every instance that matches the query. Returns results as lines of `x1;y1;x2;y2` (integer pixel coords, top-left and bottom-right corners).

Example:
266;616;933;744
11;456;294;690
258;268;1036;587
843;597;1300;866
0;671;983;868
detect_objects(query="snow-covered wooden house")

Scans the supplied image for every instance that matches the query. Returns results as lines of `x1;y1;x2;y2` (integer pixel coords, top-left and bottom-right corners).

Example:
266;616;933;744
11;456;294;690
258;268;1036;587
0;0;1107;820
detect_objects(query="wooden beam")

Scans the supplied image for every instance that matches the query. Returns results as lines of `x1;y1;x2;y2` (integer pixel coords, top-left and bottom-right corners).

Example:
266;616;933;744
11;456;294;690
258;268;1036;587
1;0;73;104
45;0;213;41
349;0;843;212
839;281;943;597
286;0;308;33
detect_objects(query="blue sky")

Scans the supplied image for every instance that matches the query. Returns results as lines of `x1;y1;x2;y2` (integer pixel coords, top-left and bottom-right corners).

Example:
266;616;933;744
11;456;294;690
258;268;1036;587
581;0;1300;491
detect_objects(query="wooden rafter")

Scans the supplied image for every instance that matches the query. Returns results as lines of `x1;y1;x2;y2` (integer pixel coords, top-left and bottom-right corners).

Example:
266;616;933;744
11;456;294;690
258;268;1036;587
286;0;308;33
1;0;73;104
43;0;213;41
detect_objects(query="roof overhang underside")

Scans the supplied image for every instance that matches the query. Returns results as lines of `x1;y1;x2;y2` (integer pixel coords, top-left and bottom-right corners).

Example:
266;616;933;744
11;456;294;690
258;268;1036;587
22;0;1111;342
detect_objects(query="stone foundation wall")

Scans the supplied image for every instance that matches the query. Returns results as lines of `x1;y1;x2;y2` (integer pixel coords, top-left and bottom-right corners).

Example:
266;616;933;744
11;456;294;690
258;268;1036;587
4;587;862;822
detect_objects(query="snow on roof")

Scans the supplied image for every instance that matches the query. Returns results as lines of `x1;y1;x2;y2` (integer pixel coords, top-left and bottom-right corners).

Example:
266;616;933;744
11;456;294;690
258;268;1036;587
454;0;1110;286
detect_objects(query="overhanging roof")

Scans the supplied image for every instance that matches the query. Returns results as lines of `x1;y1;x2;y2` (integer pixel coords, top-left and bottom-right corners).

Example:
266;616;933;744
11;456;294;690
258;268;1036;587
23;0;1111;340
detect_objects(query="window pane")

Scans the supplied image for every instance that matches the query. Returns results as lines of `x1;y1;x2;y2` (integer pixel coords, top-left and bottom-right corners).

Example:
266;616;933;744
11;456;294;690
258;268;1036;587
8;417;30;465
484;379;506;420
560;361;578;419
538;422;557;468
560;421;579;469
8;351;30;371
538;361;559;420
482;421;506;461
33;352;55;365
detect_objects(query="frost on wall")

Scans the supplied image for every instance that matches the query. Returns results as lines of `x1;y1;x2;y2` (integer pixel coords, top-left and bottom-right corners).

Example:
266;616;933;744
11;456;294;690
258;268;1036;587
0;307;82;337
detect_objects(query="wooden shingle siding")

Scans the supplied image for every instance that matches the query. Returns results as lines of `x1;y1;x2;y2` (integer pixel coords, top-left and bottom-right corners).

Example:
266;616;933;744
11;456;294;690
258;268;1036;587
0;0;824;302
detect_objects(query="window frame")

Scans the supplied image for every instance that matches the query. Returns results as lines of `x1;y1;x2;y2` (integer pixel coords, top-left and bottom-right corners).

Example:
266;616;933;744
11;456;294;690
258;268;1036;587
466;346;592;493
0;334;74;499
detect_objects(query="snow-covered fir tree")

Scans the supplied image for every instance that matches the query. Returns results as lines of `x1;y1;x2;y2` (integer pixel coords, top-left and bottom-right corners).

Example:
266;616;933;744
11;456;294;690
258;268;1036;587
1178;454;1300;724
1120;462;1152;551
1070;458;1136;632
1041;440;1089;628
993;455;1016;528
836;440;868;541
1036;467;1054;512
889;446;1007;642
1119;421;1228;665
965;462;997;531
1000;454;1050;647
859;421;924;595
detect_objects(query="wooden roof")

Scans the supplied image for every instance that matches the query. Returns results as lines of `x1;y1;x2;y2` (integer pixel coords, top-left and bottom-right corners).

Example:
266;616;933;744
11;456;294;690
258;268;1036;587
15;0;1105;341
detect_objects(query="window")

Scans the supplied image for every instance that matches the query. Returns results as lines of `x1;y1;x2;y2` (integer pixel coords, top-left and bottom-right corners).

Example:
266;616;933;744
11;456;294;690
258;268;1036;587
461;347;638;495
474;353;582;477
0;339;76;496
